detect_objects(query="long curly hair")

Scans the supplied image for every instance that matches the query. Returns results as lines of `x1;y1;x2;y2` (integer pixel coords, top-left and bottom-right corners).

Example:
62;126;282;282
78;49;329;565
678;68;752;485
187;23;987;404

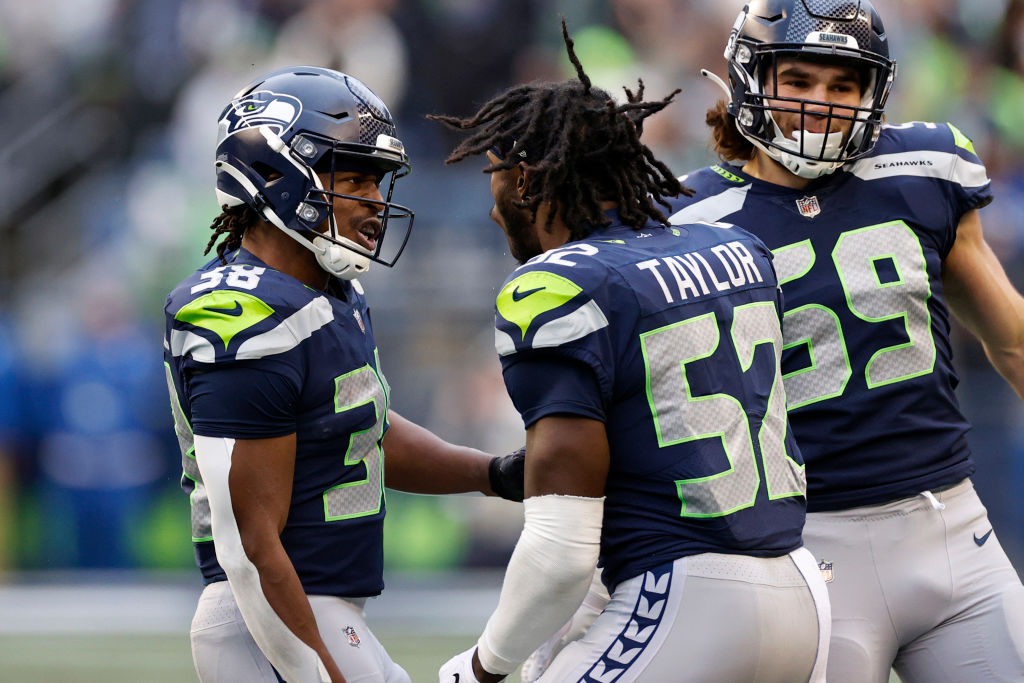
706;100;756;162
428;19;691;241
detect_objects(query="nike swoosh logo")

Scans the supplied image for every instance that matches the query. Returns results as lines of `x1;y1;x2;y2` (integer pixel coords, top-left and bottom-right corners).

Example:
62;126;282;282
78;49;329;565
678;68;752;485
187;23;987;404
974;529;993;547
202;302;243;316
512;285;545;302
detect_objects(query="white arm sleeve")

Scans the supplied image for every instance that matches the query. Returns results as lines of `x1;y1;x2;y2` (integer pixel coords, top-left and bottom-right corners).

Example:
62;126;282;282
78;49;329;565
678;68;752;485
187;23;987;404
476;494;604;675
520;563;611;683
194;435;328;683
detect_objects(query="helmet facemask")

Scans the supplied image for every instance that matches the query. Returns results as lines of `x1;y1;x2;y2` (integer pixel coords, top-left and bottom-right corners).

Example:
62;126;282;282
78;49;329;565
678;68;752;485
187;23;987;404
284;132;414;279
734;44;894;178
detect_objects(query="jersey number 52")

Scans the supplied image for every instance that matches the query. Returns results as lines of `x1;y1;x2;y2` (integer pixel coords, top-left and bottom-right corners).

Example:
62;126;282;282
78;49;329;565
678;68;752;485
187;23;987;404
641;302;805;518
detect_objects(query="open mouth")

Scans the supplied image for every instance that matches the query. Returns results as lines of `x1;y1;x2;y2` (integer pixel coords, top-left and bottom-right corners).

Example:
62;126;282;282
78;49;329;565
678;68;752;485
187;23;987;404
354;218;381;253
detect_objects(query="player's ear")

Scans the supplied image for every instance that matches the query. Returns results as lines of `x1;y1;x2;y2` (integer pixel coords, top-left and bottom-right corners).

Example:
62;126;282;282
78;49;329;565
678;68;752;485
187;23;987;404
516;163;530;200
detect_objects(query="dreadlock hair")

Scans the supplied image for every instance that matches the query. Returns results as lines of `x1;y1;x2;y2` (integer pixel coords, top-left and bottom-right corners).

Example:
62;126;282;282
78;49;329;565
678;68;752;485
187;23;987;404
204;205;261;264
428;18;692;241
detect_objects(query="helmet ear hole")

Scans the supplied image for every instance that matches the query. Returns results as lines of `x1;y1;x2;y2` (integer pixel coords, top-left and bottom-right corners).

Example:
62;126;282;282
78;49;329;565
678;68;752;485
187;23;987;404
251;161;283;182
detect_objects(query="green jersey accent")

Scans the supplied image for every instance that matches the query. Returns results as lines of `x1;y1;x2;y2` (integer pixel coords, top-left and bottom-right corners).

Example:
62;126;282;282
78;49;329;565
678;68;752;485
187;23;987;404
174;291;275;350
711;165;746;183
947;122;976;155
496;271;582;339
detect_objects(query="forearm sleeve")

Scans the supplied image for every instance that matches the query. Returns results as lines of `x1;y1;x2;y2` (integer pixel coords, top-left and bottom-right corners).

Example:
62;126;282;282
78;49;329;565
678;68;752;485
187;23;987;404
194;435;327;683
476;494;604;675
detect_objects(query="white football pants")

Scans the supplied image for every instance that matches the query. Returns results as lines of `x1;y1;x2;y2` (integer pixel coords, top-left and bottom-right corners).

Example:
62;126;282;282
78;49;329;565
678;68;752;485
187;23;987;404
538;547;830;682
803;477;1024;683
190;580;411;683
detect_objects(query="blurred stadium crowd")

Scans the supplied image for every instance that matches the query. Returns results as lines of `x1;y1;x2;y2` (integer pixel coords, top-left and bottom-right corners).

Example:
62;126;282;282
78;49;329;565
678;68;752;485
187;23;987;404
0;0;1022;575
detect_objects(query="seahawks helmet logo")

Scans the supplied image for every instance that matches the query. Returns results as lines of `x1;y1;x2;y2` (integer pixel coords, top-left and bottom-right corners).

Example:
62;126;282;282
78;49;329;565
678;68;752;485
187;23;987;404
220;90;302;138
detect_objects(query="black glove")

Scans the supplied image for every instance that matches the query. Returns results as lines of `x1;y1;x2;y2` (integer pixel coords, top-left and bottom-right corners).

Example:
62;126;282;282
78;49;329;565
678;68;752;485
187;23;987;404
488;446;526;502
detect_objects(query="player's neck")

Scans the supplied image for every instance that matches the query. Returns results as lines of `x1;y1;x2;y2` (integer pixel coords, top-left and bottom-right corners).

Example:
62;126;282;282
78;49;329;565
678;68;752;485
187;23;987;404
742;152;813;190
242;223;330;290
535;203;573;252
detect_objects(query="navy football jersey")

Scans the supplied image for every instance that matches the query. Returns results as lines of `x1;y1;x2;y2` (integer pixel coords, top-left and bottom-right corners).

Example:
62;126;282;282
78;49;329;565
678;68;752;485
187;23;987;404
669;122;992;512
164;248;390;597
495;212;806;590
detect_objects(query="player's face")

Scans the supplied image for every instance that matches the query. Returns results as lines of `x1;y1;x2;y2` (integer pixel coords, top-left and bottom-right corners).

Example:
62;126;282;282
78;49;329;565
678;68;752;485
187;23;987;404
764;58;863;140
487;151;543;264
317;170;384;252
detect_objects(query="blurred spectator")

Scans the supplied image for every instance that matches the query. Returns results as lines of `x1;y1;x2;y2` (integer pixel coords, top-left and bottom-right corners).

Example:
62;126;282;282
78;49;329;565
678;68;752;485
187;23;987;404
0;312;26;569
0;0;1020;575
22;267;171;568
271;0;408;109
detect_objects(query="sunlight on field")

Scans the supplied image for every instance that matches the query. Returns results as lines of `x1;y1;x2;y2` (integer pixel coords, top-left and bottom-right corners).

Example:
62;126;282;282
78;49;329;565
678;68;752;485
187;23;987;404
0;632;524;683
0;573;904;683
0;631;906;682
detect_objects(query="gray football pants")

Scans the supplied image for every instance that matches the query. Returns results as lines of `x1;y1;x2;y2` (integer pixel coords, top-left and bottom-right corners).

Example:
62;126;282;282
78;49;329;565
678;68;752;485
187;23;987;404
538;548;830;682
189;580;411;683
803;477;1024;683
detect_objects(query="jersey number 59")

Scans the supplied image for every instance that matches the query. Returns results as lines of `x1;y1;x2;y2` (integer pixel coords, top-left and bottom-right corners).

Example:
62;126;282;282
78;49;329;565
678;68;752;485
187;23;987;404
773;220;935;409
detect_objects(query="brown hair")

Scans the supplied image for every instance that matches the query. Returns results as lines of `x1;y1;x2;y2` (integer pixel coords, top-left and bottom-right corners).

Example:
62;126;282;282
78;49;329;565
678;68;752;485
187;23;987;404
706;100;755;163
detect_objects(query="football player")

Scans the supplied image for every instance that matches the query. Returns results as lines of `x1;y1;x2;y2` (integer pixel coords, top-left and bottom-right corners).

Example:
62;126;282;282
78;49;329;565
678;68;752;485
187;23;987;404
429;22;830;683
163;66;525;683
667;1;1024;680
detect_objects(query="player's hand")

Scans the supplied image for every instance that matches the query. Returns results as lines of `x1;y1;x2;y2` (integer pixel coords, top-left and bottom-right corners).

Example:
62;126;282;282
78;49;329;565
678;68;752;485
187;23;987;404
438;646;505;683
488;446;525;502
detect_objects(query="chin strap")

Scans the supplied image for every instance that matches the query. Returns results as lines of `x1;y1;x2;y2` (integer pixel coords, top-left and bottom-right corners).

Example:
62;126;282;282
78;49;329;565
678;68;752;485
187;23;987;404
766;121;845;179
309;235;370;280
701;68;732;99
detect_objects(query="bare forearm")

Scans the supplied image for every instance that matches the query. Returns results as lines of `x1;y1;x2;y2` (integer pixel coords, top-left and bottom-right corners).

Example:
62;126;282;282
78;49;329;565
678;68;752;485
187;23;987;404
196;434;342;682
244;541;334;665
383;411;493;494
219;540;344;683
982;344;1024;402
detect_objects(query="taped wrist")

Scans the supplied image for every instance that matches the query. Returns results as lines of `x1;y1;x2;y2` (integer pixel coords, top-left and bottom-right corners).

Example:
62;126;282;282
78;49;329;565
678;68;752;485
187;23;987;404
476;494;604;675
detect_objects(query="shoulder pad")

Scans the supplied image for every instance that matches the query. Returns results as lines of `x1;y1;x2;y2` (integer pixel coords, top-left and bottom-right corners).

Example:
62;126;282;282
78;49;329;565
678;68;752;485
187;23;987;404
166;265;332;364
850;122;989;189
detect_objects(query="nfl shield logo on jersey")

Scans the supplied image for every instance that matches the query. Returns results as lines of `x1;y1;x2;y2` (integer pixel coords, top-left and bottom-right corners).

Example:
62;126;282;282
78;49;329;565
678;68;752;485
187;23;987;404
796;195;822;218
344;625;361;647
818;559;834;583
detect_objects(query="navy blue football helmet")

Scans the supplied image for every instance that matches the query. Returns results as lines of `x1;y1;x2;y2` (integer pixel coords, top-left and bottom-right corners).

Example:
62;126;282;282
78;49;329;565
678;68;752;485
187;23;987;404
705;0;896;178
215;66;414;278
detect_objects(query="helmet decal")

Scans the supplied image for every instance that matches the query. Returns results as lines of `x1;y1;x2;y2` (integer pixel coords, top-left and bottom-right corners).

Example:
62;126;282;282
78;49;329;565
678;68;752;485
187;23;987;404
344;76;393;145
220;91;303;138
785;1;872;46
